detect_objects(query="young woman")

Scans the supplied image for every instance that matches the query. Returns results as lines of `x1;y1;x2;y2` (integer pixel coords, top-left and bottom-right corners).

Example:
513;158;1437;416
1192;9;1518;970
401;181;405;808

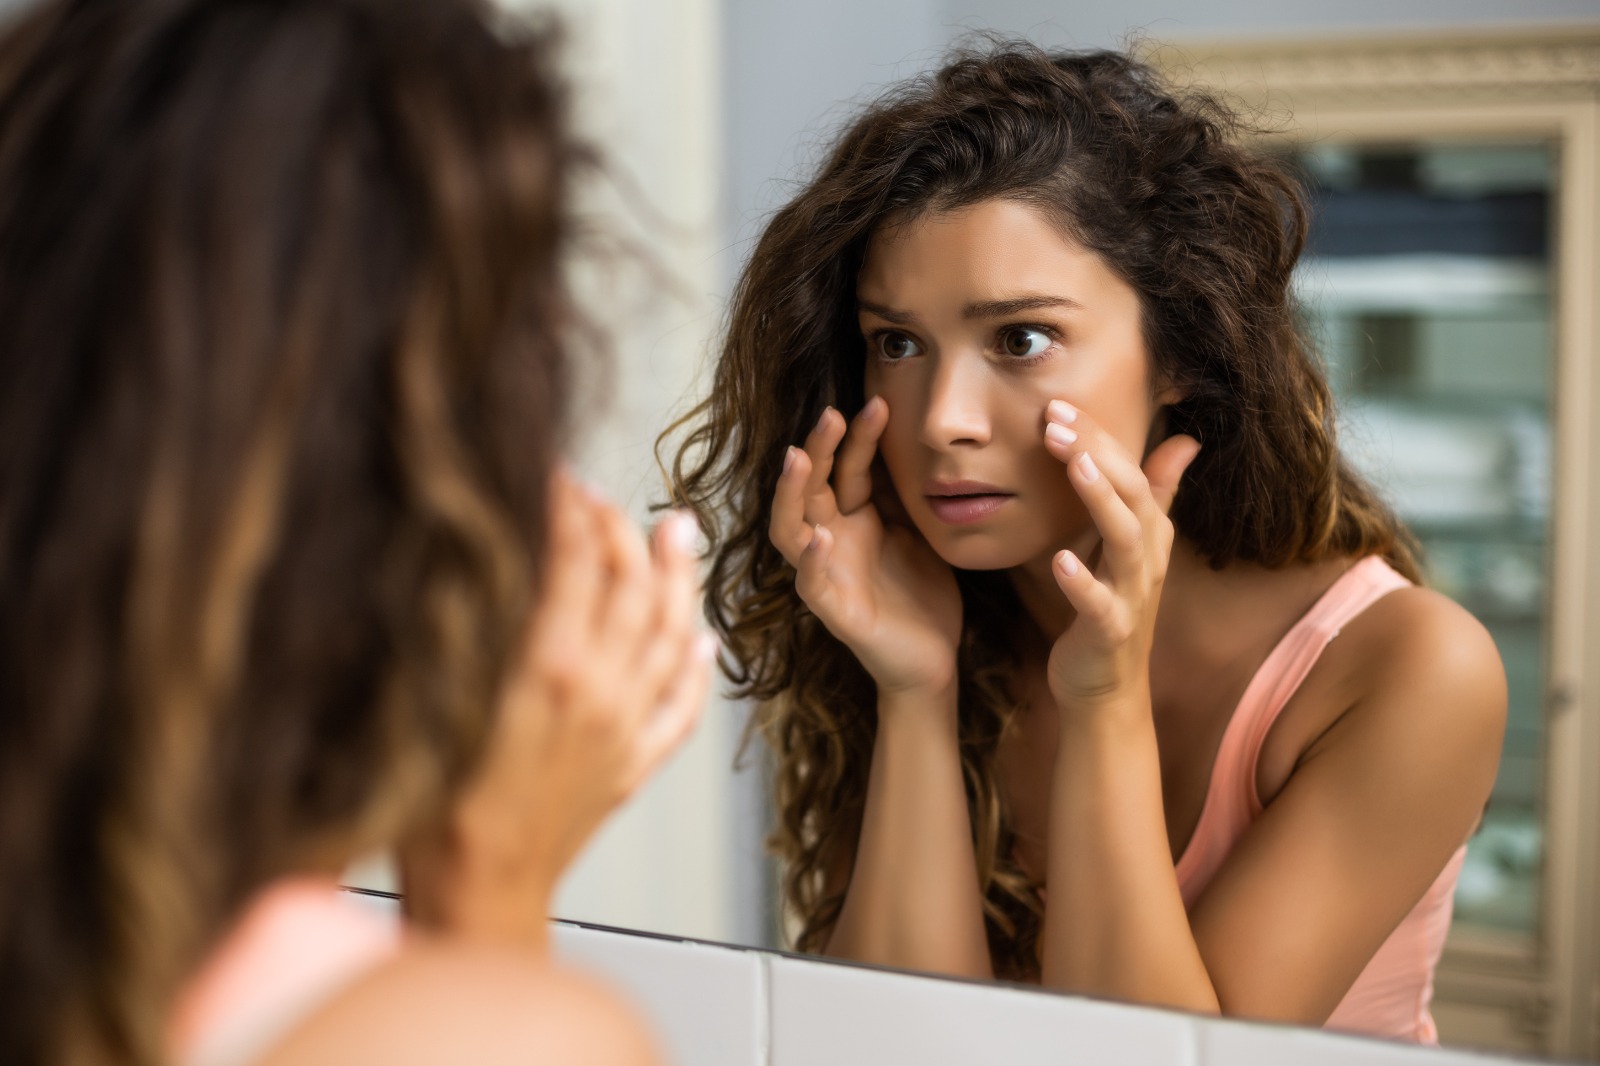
671;44;1505;1042
0;1;711;1064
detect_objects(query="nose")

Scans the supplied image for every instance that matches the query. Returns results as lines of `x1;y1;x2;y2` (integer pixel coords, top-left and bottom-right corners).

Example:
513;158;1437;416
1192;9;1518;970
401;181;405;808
920;353;991;450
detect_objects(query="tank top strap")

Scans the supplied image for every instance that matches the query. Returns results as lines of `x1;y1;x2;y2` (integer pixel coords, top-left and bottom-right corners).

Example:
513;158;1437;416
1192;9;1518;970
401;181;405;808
1231;555;1412;815
1175;556;1411;903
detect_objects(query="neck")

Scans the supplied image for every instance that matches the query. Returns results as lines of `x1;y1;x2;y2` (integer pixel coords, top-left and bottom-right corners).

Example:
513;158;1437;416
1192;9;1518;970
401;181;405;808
1008;549;1078;642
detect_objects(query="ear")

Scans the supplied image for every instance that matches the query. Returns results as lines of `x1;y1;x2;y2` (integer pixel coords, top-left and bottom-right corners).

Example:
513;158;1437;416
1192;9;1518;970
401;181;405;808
1144;434;1203;515
1154;380;1188;407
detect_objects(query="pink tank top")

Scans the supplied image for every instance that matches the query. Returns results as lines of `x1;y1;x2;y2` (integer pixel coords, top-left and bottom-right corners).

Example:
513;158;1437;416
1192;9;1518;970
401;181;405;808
169;878;401;1066
1174;555;1465;1043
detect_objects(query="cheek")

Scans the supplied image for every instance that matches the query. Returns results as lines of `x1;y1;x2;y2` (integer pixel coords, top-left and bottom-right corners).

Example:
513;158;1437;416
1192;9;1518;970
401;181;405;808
876;398;921;490
1017;350;1158;457
866;369;917;466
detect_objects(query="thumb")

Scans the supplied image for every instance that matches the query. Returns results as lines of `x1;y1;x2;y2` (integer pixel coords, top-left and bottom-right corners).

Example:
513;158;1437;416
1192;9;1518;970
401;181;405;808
1144;434;1202;514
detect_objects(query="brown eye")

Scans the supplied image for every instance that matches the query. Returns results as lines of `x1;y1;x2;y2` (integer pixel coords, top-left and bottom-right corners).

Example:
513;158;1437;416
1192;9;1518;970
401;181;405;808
1001;327;1051;358
876;331;922;360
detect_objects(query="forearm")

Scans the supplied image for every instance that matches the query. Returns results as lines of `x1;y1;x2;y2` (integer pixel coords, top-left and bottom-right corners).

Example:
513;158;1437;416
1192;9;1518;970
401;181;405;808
825;685;993;979
1040;702;1217;1012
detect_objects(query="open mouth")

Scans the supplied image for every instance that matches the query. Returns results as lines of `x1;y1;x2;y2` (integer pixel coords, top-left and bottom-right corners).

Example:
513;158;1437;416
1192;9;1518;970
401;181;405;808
924;483;1014;525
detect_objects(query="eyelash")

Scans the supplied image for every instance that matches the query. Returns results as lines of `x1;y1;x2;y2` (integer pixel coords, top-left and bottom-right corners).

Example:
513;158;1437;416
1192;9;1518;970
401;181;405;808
864;323;1063;366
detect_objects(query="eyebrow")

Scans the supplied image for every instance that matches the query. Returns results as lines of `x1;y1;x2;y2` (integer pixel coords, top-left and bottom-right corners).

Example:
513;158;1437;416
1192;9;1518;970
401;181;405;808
858;294;1083;323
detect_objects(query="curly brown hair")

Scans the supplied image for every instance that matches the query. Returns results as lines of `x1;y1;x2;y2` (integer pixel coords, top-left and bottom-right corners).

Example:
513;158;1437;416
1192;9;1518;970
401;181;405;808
666;43;1420;981
0;1;580;1062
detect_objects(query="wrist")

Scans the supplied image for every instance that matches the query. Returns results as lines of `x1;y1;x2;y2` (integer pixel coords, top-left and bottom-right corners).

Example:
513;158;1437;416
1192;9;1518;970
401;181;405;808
415;807;569;954
1053;685;1152;732
876;679;960;725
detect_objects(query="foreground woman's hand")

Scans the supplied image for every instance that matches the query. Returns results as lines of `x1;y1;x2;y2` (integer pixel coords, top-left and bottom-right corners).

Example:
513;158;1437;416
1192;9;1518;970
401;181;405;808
407;471;715;951
1040;400;1200;712
769;397;963;699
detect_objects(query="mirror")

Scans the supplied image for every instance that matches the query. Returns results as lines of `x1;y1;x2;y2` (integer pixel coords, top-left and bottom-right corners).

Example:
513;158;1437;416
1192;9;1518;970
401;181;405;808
344;8;1600;1061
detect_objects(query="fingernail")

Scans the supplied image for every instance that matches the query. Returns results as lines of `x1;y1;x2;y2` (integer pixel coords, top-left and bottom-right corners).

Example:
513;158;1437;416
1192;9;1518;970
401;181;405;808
783;446;797;474
1045;423;1077;447
694;631;720;662
815;407;834;431
1078;452;1100;482
804;524;823;551
666;511;699;555
1047;400;1078;425
1057;550;1080;577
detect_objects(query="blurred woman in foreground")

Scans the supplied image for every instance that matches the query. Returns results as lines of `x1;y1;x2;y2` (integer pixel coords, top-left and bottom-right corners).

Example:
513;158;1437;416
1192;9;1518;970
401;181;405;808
0;1;711;1063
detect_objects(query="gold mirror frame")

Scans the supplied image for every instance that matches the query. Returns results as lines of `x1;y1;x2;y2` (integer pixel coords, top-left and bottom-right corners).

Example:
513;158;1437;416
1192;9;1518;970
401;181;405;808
1149;28;1600;1060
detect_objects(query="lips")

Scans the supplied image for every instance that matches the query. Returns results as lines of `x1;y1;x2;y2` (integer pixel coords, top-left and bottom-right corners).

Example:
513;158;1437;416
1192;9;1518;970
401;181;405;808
924;480;1014;526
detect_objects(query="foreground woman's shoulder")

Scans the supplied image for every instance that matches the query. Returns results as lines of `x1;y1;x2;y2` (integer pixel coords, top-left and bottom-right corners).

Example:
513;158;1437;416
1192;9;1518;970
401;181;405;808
258;940;661;1066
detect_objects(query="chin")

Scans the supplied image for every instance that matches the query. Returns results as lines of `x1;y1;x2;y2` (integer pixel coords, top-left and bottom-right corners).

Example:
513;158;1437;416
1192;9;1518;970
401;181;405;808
922;529;1042;572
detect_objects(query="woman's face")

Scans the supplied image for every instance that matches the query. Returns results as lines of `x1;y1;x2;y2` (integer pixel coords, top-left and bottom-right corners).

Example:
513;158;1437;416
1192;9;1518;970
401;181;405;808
858;198;1172;572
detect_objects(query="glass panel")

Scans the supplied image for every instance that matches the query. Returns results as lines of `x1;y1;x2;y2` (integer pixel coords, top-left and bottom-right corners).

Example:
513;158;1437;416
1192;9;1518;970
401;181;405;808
1290;141;1555;939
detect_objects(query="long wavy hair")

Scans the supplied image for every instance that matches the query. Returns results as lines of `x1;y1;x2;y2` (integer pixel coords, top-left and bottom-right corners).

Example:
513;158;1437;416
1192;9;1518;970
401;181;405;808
667;44;1420;981
0;1;579;1062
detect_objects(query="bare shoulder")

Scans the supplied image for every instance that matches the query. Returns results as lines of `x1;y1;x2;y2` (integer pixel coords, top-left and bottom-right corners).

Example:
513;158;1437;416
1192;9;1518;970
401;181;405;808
1333;582;1507;759
1353;584;1504;701
258;940;661;1066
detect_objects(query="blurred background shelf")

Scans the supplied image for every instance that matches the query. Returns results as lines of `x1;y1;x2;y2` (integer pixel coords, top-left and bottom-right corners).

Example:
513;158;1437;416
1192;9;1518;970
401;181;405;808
1291;137;1557;966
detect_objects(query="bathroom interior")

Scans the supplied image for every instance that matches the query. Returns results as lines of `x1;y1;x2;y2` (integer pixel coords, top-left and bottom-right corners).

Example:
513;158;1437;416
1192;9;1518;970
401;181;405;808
326;1;1600;1062
173;0;1600;1061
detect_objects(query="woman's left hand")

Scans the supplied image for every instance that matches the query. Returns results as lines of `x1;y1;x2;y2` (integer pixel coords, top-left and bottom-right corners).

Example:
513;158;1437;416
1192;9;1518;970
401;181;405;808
1041;400;1201;712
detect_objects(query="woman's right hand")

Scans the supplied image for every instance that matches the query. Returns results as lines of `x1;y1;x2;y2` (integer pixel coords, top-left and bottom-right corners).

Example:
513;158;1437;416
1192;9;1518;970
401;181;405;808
406;471;715;951
769;396;963;698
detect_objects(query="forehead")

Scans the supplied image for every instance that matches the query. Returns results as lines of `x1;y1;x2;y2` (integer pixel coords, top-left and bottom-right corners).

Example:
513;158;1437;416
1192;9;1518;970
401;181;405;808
856;198;1127;311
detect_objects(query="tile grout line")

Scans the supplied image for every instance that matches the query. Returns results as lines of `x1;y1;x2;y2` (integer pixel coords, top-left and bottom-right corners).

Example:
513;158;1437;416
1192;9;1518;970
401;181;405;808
758;952;774;1066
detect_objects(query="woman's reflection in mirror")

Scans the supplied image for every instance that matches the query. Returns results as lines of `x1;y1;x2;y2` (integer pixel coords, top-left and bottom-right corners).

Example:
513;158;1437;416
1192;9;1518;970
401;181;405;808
667;43;1505;1044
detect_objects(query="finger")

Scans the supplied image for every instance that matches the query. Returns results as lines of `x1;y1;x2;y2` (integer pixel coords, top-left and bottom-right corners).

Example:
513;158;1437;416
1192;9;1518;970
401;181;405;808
526;474;603;668
1044;400;1159;522
592;495;655;651
632;511;702;720
651;506;702;594
833;396;888;514
629;631;716;788
1061;448;1145;582
792;522;844;623
1143;434;1202;514
800;407;847;525
1052;549;1126;642
769;445;817;564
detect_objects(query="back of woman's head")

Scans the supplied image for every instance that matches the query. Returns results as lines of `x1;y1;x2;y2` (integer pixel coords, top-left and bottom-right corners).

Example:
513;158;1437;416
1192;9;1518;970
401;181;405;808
671;41;1416;976
0;0;576;1061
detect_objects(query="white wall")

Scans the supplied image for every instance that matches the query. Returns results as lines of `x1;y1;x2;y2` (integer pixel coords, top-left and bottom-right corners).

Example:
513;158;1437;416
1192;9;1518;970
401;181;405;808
722;0;945;280
352;0;740;945
526;0;736;944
